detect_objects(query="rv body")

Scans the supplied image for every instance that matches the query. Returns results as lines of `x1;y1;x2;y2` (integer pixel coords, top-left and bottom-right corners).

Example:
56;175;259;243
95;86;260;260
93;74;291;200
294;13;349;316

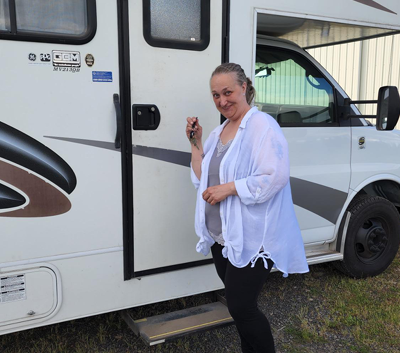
1;0;400;335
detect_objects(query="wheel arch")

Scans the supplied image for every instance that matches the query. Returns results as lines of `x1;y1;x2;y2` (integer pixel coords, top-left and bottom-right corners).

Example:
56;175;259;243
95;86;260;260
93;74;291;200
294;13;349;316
334;174;400;254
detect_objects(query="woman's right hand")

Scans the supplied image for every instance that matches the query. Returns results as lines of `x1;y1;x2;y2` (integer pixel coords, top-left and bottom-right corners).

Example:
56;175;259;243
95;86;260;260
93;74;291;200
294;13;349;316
186;117;203;143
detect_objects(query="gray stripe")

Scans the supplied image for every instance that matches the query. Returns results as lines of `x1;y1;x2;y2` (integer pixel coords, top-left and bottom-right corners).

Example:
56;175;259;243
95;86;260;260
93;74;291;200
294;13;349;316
353;0;397;14
44;137;348;223
44;136;190;167
290;177;348;224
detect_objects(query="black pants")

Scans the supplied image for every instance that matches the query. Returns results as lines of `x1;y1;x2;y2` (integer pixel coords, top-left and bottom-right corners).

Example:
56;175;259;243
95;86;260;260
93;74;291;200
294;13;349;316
211;243;275;353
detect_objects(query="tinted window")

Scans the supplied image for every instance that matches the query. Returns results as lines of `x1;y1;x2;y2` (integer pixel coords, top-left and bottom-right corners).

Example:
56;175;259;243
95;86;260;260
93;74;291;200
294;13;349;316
0;0;10;31
0;0;96;44
15;0;87;35
255;45;335;126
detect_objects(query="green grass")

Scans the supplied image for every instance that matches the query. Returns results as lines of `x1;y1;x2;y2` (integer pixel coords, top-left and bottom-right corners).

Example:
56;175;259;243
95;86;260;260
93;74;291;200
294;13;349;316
282;252;400;353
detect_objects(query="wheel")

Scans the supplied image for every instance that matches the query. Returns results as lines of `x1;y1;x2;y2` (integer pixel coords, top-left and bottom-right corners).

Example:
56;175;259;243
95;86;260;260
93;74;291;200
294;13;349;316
335;195;400;278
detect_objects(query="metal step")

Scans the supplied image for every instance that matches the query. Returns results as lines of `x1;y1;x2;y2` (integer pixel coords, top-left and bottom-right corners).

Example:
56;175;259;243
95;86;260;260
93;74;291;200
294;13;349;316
305;249;343;265
121;301;234;346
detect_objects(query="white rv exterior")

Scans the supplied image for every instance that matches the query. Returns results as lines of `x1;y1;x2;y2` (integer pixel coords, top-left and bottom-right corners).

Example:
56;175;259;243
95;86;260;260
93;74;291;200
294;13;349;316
1;0;400;335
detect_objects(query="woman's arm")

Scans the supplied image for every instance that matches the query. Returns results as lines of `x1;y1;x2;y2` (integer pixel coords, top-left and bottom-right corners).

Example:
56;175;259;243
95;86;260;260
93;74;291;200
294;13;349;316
234;126;290;206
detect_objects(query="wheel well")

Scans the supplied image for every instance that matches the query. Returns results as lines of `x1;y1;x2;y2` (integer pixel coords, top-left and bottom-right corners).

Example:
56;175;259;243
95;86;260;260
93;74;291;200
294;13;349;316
358;180;400;211
335;180;400;253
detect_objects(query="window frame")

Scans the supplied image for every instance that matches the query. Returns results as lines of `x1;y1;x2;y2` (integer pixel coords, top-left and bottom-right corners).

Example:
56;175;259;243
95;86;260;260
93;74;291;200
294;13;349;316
255;45;339;128
0;0;96;45
142;0;210;51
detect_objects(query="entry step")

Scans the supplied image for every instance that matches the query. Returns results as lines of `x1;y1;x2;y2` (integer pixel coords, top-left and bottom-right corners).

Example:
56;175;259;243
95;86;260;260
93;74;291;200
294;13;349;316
121;301;234;346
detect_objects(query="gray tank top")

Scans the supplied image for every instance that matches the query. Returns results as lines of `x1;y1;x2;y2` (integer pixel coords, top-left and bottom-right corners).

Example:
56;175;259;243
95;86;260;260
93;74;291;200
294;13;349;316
205;138;233;245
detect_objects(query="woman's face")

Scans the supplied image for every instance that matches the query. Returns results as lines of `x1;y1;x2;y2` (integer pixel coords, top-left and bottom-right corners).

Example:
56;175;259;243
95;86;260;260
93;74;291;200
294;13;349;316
210;73;248;121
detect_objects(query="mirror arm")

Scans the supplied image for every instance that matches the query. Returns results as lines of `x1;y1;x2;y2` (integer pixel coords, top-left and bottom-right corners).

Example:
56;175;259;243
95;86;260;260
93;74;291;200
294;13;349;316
346;114;377;119
343;98;378;119
344;98;378;106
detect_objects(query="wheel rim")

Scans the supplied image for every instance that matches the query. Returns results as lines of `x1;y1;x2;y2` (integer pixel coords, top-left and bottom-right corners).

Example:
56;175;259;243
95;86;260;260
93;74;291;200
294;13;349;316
355;217;389;264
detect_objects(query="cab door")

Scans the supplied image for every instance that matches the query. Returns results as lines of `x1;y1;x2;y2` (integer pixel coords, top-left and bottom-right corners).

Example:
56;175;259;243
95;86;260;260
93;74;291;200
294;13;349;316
254;41;351;245
127;1;224;275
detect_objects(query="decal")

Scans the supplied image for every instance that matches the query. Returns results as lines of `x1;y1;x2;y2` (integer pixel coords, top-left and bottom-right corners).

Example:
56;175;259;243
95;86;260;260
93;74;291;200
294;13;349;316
40;53;51;62
0;183;26;209
53;67;80;73
353;0;397;14
85;54;95;67
0;275;26;303
52;50;81;68
0;122;77;217
28;53;36;62
92;71;113;82
44;136;348;224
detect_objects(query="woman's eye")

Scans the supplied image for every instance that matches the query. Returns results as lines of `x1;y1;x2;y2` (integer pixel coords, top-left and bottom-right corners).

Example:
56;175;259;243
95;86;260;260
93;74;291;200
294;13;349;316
213;94;219;98
225;91;232;96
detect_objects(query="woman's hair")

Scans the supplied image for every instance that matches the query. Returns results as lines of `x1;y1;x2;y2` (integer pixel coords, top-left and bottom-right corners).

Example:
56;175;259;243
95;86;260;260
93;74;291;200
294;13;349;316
211;63;256;105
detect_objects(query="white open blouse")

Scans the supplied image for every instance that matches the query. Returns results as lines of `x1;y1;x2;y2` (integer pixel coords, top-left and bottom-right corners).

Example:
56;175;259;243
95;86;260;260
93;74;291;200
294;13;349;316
191;107;309;277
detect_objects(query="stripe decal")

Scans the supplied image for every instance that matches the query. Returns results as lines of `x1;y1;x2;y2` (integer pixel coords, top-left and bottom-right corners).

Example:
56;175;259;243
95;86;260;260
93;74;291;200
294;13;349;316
45;137;348;223
290;177;348;224
353;0;397;14
0;183;26;209
44;136;191;167
0;122;77;194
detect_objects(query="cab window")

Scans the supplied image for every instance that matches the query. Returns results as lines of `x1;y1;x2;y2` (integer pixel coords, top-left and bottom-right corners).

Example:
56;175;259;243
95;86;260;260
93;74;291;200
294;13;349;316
255;45;335;126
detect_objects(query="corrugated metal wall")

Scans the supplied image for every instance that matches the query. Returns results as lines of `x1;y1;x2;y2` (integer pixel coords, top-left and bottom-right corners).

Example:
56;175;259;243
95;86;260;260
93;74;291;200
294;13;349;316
307;34;400;128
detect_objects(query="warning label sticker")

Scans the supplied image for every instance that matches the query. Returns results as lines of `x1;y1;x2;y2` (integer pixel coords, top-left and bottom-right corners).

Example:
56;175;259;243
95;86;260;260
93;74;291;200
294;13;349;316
0;275;26;304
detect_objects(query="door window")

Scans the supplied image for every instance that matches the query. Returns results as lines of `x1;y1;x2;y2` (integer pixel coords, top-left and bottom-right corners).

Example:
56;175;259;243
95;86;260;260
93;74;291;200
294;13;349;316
255;45;335;126
143;0;210;51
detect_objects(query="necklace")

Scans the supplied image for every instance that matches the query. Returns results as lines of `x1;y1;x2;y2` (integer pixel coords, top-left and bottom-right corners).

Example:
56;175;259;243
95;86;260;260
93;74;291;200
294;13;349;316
216;138;233;157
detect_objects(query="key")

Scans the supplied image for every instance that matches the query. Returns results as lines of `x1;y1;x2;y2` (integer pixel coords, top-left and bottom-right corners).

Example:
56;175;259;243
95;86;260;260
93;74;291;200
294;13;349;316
190;118;199;150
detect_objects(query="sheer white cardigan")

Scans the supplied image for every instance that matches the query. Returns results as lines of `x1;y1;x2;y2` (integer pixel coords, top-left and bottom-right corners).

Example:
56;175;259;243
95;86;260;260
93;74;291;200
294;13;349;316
191;107;309;277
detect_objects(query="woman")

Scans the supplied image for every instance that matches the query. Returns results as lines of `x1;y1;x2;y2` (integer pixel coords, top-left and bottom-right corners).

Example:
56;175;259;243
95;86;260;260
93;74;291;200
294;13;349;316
186;63;309;353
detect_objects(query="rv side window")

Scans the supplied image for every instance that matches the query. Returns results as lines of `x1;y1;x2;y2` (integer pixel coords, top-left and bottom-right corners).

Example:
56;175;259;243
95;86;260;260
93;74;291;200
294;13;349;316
143;0;210;51
0;0;96;44
255;45;335;127
0;1;10;31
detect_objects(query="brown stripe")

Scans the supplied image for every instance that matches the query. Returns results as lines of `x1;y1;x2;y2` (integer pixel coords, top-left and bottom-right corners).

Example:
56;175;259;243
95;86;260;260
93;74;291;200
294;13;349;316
0;160;71;217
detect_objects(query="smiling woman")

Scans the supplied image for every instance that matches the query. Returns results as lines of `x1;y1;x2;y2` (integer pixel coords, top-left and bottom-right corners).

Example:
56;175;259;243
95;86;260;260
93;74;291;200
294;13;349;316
186;63;309;353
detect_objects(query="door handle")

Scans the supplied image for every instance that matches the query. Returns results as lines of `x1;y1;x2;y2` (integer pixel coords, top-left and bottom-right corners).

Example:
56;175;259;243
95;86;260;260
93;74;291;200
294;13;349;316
113;93;122;149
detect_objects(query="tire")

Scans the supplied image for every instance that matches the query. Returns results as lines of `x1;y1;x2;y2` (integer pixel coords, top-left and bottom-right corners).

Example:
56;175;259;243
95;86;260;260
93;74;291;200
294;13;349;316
335;195;400;278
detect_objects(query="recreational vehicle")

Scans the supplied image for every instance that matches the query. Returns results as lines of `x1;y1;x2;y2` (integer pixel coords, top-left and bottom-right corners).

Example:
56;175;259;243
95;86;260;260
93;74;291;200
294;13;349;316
1;0;400;345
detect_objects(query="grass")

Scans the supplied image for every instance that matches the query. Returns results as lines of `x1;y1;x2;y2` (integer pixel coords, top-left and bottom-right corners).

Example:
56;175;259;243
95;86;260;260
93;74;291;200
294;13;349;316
281;251;400;353
0;252;399;352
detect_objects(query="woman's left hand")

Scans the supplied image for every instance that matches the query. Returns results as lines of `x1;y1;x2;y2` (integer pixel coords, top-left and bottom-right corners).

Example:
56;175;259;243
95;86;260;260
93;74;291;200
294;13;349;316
202;182;237;205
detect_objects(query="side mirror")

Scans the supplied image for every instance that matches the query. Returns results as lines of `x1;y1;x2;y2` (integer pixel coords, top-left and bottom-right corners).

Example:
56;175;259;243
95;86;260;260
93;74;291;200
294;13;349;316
376;86;400;131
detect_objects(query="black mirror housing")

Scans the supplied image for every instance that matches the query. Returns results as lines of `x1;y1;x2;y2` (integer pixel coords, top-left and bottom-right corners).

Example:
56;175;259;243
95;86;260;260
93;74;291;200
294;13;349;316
376;86;400;131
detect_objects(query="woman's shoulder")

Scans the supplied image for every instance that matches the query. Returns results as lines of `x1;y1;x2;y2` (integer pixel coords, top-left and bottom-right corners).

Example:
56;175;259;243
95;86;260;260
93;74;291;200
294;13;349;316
247;108;281;133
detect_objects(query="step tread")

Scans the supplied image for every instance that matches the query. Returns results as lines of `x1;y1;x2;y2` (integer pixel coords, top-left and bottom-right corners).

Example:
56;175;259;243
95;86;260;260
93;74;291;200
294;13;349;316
132;302;233;344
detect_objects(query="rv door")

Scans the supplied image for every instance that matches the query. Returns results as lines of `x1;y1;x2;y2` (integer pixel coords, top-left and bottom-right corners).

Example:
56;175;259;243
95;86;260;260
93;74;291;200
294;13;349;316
127;0;224;276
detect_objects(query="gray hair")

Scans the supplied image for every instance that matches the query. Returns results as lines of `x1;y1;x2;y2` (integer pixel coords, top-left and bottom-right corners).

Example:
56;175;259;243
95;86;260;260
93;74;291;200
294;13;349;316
211;63;255;105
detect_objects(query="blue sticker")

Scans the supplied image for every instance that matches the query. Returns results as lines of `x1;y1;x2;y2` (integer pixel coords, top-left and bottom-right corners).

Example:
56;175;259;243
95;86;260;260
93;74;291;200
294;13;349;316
92;71;112;82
